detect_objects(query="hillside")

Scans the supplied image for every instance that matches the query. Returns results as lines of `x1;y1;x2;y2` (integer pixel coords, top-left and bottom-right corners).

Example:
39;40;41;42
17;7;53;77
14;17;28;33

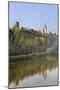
9;26;58;56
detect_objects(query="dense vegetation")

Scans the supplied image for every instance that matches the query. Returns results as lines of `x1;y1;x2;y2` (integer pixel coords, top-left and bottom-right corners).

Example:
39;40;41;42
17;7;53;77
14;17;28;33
9;26;58;56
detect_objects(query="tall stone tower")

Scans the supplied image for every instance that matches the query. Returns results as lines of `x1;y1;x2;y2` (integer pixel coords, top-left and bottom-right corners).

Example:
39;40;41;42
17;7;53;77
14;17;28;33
43;24;47;35
12;21;20;34
14;21;19;28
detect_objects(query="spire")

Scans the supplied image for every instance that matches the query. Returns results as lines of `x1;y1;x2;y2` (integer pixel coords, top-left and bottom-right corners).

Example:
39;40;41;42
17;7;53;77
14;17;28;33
44;24;47;30
43;24;47;35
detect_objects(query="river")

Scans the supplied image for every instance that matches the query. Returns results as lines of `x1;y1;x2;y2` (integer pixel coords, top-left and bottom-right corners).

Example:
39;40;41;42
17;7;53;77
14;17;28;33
9;55;58;88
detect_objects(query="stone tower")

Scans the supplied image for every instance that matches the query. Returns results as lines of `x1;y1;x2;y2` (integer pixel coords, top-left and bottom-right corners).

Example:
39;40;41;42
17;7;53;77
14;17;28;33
12;21;20;33
16;22;19;27
43;24;47;35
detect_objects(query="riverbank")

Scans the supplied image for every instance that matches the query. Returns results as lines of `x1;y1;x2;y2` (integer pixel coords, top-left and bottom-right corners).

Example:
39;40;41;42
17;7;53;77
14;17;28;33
9;52;47;61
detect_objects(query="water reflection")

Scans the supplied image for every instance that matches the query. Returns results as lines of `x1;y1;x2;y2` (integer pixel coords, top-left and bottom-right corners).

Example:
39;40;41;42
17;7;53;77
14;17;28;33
9;55;58;88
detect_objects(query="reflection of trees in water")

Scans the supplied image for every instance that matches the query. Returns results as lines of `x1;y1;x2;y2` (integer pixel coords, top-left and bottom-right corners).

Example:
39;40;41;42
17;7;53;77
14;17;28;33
9;55;58;86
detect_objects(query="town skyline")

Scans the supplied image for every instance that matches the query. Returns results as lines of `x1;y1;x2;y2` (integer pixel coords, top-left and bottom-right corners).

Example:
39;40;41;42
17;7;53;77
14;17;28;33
10;21;57;35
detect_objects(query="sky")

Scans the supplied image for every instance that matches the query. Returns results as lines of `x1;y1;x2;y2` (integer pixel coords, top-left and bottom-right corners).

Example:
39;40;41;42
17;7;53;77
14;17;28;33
9;2;58;33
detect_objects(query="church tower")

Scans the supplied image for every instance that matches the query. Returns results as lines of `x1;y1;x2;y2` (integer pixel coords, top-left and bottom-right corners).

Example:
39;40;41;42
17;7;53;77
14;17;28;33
43;24;47;35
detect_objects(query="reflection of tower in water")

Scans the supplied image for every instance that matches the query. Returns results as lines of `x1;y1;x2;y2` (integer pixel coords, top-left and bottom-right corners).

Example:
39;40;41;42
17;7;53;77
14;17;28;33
39;67;47;80
43;68;47;80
